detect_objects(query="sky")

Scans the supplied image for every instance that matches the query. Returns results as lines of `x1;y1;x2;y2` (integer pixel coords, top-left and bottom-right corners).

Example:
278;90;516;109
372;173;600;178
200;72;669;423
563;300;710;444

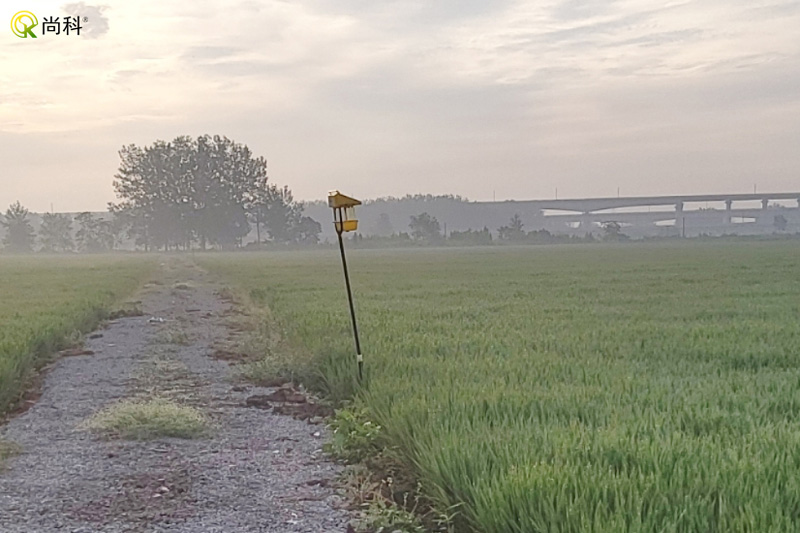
1;0;799;212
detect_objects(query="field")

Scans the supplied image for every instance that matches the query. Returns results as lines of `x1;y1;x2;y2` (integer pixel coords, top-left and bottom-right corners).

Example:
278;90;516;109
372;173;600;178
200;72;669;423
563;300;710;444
0;255;155;414
200;242;800;532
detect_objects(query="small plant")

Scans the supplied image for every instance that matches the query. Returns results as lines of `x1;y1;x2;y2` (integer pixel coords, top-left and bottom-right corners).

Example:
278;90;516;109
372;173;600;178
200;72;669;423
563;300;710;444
325;407;383;463
155;327;191;346
356;496;426;533
0;439;22;469
83;398;209;440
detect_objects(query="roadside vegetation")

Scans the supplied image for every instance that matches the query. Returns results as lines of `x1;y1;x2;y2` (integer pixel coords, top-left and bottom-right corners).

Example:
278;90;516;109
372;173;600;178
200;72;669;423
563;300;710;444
0;255;155;416
200;242;800;532
84;398;208;440
0;439;21;469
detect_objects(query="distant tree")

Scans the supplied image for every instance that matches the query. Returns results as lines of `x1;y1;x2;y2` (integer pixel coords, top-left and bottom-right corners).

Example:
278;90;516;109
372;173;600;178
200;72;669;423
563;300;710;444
109;204;150;251
601;221;629;242
374;213;394;237
409;212;441;242
498;213;525;241
527;228;554;243
292;215;322;244
264;186;295;241
449;227;492;245
39;213;74;252
75;212;115;252
1;201;35;253
773;214;788;232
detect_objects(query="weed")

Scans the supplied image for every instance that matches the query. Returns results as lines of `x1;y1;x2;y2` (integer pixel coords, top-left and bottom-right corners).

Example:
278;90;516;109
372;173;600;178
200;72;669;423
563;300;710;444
155;327;191;346
84;398;209;440
324;407;383;464
0;440;21;469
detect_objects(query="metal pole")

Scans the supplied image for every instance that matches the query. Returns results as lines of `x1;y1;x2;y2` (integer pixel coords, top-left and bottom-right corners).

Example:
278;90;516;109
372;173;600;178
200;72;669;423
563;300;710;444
336;214;363;381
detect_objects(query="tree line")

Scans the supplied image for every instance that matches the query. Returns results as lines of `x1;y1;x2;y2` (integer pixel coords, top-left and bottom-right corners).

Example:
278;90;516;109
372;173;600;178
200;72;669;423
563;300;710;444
1;135;322;253
111;135;319;250
0;202;121;253
348;212;608;247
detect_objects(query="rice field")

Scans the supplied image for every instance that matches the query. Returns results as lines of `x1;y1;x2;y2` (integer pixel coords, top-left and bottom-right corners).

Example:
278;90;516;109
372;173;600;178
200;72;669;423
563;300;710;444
0;255;155;414
200;242;800;532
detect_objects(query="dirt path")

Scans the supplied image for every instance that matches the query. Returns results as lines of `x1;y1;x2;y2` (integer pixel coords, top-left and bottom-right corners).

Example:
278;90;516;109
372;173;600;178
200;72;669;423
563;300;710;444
0;260;349;533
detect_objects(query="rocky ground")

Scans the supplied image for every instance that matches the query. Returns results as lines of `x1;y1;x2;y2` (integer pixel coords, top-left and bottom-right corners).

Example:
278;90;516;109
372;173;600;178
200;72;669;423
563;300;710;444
0;260;350;533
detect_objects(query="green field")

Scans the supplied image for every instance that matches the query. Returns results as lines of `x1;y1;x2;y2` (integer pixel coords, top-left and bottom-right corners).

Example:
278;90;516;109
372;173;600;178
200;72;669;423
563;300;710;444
201;242;800;532
0;255;155;414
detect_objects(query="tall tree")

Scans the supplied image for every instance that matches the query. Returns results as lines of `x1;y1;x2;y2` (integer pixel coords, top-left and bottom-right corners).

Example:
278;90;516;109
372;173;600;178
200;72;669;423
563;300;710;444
1;201;35;253
498;213;525;241
374;213;394;236
409;212;442;242
39;213;74;252
112;135;273;250
773;214;788;232
75;212;115;252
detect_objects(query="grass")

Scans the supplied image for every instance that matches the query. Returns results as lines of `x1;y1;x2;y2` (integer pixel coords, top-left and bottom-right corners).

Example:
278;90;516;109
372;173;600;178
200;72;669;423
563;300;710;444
84;398;209;440
0;439;21;469
200;241;800;533
0;255;156;416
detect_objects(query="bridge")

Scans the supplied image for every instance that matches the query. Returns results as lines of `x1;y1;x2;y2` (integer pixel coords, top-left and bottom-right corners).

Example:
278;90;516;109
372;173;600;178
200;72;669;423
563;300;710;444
480;192;800;238
488;192;800;214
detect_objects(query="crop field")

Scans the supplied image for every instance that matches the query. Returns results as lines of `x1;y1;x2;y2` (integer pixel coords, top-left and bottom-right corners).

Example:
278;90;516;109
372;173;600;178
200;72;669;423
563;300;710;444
201;242;800;532
0;255;155;414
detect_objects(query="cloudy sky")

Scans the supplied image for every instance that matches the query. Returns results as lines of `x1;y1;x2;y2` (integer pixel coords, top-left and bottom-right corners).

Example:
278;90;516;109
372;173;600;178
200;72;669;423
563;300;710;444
2;0;799;212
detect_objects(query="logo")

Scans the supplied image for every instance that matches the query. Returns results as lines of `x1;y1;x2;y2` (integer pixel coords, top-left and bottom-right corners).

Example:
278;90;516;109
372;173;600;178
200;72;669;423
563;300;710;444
11;10;37;38
10;10;84;38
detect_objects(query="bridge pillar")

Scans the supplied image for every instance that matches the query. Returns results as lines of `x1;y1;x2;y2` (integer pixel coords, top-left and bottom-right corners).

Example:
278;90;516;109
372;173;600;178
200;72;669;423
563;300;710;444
762;199;769;210
724;199;732;224
675;202;684;237
580;212;592;232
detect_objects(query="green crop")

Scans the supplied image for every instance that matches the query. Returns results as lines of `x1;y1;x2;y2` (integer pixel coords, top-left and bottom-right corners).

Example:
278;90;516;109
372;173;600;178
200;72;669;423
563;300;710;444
0;255;155;414
200;241;800;532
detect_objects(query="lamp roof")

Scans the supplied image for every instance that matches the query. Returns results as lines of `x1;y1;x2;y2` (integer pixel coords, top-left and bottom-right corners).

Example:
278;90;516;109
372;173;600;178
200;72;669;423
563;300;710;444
327;191;362;209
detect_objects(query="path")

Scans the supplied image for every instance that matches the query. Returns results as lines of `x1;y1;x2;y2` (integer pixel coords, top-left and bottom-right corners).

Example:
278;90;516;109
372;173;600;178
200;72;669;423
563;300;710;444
0;260;349;533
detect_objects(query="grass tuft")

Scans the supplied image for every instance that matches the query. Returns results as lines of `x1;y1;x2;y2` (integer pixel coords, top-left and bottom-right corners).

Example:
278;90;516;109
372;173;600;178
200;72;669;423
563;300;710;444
84;398;209;440
0;439;22;469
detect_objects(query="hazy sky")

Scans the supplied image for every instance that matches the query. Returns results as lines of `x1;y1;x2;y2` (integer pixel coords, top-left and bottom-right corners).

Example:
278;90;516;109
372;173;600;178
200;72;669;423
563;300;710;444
2;0;799;212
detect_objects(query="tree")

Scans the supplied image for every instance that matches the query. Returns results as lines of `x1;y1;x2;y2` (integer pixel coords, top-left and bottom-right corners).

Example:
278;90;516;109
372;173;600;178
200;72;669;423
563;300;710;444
449;227;492;245
1;201;35;252
409;212;442;242
75;212;115;252
112;135;272;250
601;221;629;242
773;214;788;232
260;186;321;244
374;213;394;237
39;213;73;252
498;213;525;241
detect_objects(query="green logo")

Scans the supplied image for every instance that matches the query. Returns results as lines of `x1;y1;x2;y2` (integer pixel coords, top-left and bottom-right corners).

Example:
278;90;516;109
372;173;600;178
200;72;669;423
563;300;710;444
11;11;38;38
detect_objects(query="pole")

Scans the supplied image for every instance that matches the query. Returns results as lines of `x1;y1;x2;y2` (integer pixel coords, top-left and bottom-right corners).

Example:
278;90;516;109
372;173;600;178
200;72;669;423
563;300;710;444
336;221;363;381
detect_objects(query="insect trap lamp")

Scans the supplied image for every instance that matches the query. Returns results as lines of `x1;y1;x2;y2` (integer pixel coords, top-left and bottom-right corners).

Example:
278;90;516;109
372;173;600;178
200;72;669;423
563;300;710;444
328;191;364;381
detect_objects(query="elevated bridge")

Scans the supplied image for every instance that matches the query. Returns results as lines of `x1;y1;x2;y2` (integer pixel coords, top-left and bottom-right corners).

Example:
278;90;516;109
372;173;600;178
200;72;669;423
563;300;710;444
487;192;800;214
471;192;800;238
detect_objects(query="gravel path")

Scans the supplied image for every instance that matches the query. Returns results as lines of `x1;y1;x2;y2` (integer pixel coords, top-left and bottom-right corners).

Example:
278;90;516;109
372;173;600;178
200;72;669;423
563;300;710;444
0;260;350;533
